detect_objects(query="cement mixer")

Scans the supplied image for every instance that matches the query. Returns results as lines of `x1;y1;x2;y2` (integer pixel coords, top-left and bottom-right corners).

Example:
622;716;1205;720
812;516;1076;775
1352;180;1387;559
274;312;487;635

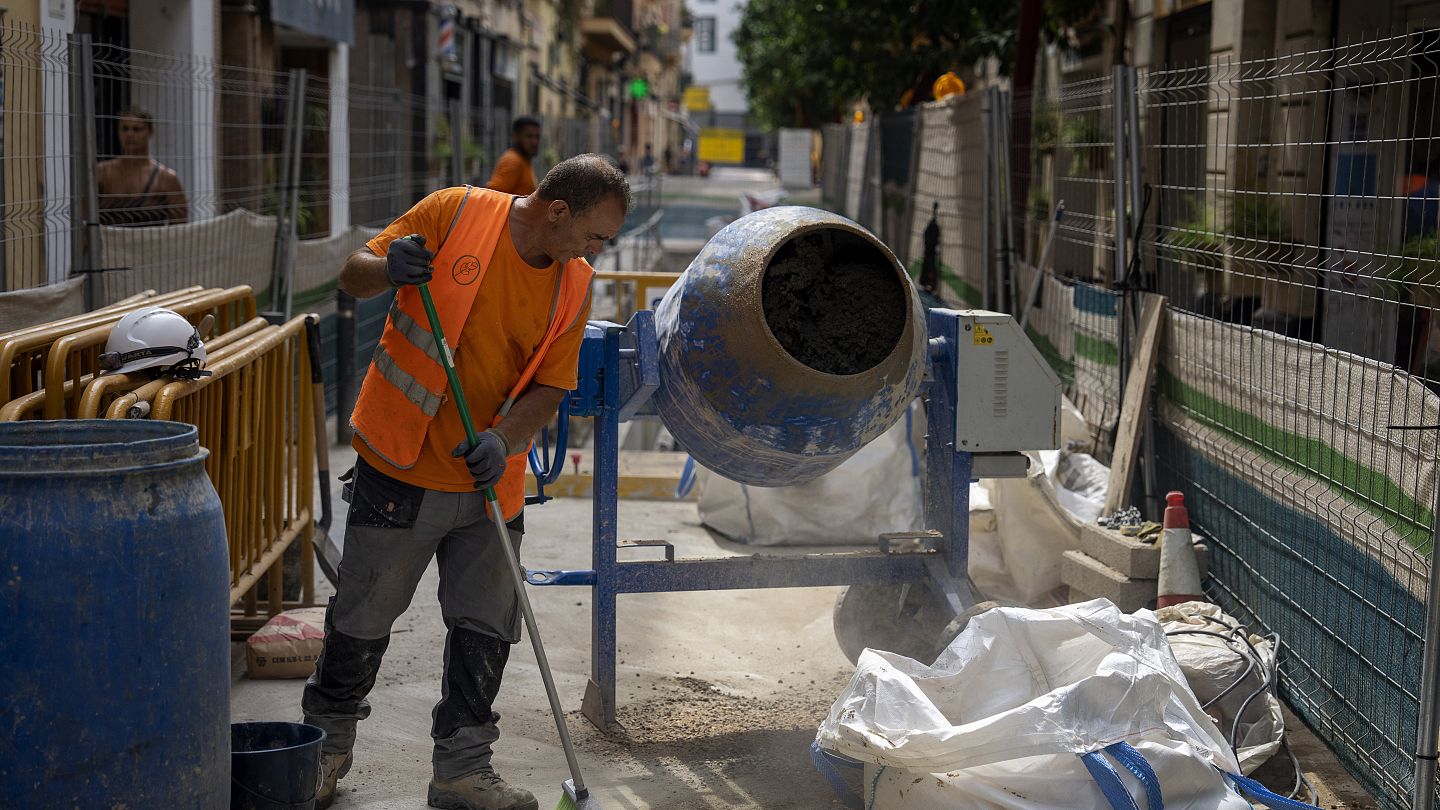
527;206;1062;731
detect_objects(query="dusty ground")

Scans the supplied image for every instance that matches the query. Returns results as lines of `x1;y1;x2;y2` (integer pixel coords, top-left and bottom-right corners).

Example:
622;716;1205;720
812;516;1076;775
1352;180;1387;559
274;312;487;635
232;442;853;809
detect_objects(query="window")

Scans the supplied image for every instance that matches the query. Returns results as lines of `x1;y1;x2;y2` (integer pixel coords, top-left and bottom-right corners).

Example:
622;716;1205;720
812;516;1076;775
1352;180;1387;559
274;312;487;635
695;17;716;53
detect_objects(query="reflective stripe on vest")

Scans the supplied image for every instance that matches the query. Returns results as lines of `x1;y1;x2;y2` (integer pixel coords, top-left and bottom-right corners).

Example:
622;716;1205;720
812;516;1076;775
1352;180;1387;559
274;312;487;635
371;344;444;417
388;298;446;367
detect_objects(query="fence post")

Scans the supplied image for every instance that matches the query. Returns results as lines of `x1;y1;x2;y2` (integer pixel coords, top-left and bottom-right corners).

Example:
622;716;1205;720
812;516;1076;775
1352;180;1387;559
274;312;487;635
1415;469;1440;810
899;110;923;270
999;90;1018;314
69;33;101;308
335;290;356;445
1124;66;1160;519
449;97;465;186
269;68;306;320
0;11;7;291
980;90;994;310
1111;65;1130;291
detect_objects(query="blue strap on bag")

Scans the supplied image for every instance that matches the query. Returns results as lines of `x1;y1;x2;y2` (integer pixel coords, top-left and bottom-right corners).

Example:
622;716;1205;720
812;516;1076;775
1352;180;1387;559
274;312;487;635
1081;747;1147;810
1082;741;1323;810
809;741;865;810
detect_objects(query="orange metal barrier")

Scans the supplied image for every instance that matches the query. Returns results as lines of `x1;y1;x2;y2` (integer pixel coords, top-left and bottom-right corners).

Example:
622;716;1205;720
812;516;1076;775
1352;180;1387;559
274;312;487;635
38;287;255;419
0;286;229;405
150;316;315;617
0;318;273;422
592;271;681;322
72;317;269;420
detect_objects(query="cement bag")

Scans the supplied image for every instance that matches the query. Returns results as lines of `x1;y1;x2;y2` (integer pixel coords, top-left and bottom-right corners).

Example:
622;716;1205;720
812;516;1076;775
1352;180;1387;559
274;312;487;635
1158;602;1284;775
816;599;1300;810
246;607;326;679
695;405;922;545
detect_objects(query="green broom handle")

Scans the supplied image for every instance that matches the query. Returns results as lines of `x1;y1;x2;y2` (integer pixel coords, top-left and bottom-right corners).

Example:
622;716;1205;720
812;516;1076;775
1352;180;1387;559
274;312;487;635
415;282;496;503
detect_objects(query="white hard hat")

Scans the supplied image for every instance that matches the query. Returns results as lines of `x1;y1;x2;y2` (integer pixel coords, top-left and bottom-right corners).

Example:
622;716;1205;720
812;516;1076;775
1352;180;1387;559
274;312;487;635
99;306;209;379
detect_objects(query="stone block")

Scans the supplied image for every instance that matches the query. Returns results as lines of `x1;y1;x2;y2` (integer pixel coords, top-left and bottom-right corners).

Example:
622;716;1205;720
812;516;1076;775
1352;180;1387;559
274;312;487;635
1061;550;1156;614
1078;523;1211;579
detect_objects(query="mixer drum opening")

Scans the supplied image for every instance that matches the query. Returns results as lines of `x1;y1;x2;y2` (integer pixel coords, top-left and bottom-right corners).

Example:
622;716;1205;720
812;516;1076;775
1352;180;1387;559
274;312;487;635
761;230;907;376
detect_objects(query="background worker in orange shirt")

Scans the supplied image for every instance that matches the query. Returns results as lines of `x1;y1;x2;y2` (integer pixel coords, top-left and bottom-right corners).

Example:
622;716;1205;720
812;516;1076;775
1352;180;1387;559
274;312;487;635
486;116;541;195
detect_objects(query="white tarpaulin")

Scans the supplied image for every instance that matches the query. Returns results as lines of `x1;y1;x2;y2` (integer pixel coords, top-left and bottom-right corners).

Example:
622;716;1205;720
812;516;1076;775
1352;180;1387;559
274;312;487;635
695;405;924;546
817;600;1250;810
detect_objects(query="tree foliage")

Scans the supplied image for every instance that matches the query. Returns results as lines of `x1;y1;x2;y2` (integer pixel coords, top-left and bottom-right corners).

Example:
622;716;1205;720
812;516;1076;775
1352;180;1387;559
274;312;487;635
734;0;1099;130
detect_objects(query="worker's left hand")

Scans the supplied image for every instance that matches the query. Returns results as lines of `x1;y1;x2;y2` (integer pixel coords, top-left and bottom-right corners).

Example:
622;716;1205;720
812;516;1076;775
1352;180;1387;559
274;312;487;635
452;429;509;490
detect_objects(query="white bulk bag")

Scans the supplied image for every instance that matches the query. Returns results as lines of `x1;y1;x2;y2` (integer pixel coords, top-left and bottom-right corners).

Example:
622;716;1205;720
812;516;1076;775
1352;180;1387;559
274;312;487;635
816;599;1310;810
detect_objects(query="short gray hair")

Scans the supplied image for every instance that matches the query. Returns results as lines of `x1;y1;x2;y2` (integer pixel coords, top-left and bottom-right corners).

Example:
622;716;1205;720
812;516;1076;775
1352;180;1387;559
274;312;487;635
536;154;632;215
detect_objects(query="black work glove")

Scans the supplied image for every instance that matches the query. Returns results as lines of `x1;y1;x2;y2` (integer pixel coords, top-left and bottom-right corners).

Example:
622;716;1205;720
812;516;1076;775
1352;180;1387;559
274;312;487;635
386;234;434;287
452;429;509;491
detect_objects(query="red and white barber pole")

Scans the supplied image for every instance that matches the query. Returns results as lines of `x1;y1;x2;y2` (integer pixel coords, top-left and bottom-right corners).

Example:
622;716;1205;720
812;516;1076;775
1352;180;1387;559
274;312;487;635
1156;491;1205;608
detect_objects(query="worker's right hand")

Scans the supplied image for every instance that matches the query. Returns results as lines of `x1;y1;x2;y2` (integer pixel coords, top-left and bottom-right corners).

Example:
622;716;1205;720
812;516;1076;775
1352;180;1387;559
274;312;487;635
386;234;434;287
451;430;509;491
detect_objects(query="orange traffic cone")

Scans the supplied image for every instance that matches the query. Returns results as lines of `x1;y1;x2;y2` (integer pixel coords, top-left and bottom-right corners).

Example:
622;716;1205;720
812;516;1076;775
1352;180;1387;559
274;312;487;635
1156;491;1205;608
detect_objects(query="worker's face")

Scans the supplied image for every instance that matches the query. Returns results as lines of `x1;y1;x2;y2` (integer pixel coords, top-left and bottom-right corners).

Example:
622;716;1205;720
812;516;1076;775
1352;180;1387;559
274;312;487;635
514;125;541;159
117;115;152;157
546;195;626;264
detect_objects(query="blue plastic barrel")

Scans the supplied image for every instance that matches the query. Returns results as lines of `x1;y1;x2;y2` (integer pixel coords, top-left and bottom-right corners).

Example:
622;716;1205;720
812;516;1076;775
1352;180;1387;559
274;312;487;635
654;206;926;486
0;420;230;807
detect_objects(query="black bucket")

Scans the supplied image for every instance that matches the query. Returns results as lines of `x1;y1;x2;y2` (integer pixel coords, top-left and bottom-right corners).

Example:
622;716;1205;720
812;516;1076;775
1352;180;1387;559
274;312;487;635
231;722;326;810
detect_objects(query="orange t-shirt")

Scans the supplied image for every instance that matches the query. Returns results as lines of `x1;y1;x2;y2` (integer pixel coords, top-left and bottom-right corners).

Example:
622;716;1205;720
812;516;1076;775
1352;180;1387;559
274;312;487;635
357;187;591;491
486;149;538;196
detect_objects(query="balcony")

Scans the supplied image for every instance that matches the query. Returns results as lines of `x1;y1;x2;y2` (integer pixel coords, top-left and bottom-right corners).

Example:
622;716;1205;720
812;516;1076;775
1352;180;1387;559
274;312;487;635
582;0;637;62
640;23;682;67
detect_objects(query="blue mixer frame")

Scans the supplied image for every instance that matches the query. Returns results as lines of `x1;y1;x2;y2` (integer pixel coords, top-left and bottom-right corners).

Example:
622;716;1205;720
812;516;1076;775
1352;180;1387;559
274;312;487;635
527;307;979;730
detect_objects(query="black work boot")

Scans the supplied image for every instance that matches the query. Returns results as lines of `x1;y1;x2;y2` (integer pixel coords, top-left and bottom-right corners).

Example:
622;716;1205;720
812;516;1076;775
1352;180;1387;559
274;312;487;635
431;627;519;794
427;769;538;810
302;601;392;805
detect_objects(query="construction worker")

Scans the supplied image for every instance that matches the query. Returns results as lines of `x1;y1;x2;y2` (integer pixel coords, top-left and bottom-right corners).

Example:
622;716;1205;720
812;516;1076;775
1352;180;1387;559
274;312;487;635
485;116;542;195
304;154;630;810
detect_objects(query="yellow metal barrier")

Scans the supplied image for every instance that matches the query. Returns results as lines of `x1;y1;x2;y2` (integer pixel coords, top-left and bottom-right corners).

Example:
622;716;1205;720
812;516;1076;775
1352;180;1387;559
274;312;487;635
38;287;256;418
150;316;315;617
0;286;224;405
0;318;273;422
592;271;681;322
73;317;269;419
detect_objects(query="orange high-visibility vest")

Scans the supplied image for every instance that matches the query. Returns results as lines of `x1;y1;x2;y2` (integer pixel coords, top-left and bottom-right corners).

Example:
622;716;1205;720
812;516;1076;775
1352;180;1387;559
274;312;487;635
351;186;593;517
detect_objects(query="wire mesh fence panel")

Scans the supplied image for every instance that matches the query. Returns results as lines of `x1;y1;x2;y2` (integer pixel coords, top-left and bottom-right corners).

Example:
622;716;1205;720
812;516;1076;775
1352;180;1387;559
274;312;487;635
873;110;916;258
1;24;75;291
348;84;422;228
1131;34;1440;808
820;123;849;212
844;121;870;224
1047;74;1117;286
1010;87;1054;276
904;96;987;309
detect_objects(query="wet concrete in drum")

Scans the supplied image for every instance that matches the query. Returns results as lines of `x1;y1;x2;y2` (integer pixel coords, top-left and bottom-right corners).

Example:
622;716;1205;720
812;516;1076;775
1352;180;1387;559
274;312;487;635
762;232;906;375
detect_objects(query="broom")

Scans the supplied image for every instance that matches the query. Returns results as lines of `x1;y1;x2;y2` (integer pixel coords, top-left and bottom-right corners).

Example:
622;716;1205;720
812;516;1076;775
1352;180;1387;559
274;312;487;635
416;280;602;810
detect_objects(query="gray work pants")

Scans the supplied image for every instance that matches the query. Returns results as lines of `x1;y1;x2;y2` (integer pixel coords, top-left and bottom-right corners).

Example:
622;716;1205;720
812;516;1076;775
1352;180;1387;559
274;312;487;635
302;457;524;780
